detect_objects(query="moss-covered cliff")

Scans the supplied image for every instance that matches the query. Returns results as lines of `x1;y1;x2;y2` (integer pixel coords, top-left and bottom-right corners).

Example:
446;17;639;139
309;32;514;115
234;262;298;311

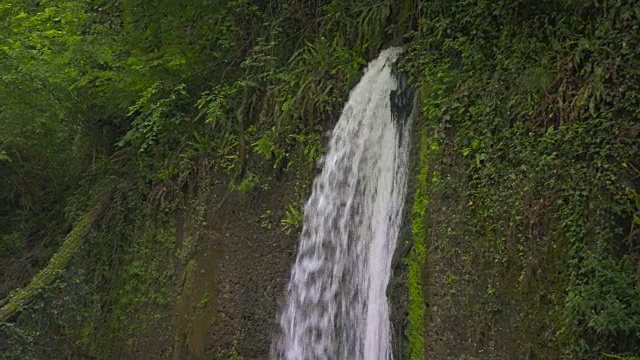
1;0;639;359
401;2;640;358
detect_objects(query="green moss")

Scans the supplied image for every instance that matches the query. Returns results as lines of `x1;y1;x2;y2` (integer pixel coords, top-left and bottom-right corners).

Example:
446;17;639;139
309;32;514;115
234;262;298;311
405;124;433;359
172;201;219;359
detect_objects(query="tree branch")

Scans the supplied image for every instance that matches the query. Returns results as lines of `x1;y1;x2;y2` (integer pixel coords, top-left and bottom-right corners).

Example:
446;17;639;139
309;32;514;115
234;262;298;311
0;188;113;322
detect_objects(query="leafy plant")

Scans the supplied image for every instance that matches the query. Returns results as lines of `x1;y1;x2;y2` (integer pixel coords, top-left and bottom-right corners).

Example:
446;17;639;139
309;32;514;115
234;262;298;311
281;204;303;236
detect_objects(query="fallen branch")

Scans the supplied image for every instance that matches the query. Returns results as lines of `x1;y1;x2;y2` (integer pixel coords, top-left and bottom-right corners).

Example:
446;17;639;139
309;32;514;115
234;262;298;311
0;188;112;322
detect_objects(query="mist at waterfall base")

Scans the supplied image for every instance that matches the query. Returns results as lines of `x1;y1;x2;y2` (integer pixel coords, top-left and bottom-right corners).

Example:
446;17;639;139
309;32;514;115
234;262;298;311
271;48;415;360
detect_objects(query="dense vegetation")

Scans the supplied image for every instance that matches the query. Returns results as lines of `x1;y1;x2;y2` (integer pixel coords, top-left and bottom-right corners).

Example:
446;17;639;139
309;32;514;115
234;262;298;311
403;2;640;358
0;0;638;359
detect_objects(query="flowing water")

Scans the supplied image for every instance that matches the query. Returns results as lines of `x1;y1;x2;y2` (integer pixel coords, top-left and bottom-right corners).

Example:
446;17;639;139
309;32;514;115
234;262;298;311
272;47;414;360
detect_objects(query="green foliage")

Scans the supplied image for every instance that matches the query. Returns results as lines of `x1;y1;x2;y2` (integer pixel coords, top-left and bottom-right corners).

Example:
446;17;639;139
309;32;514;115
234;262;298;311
1;0;413;356
4;0;638;357
0;322;35;360
404;0;640;357
231;172;263;194
603;355;640;360
120;83;189;154
281;204;303;236
216;340;244;360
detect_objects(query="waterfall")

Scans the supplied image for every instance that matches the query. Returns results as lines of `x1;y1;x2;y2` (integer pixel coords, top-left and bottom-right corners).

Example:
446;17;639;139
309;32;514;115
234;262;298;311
272;47;414;360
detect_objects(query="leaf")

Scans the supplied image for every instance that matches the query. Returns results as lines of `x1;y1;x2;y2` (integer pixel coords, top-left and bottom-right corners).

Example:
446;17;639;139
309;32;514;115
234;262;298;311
0;151;11;162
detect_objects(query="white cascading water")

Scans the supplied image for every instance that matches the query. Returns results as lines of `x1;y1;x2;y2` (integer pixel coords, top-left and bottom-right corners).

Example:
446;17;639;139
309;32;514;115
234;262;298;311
272;47;415;360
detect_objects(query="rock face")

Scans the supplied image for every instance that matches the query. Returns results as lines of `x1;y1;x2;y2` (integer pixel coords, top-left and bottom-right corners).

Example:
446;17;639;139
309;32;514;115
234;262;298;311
172;178;300;359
